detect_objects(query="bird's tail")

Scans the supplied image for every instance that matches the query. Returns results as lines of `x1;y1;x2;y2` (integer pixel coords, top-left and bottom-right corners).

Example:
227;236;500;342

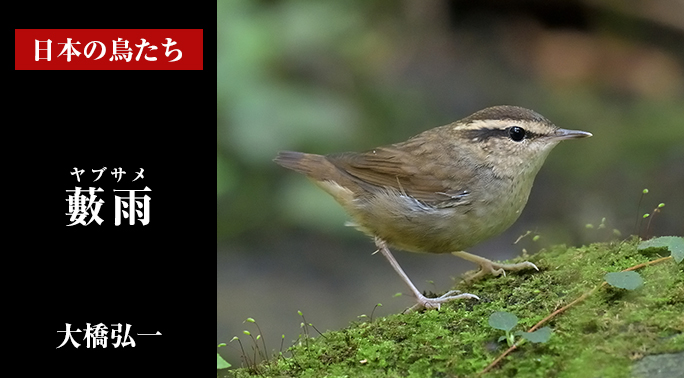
274;151;335;181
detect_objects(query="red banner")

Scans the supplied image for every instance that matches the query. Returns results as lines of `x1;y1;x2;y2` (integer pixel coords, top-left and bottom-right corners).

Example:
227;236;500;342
15;29;203;70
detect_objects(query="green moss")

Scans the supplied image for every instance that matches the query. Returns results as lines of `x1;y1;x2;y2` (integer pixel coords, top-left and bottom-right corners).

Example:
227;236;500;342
224;238;683;378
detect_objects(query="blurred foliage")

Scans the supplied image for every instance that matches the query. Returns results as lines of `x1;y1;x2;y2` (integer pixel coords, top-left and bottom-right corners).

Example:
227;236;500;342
218;0;684;244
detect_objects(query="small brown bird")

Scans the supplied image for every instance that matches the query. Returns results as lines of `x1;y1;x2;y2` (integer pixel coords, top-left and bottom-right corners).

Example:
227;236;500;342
275;105;591;312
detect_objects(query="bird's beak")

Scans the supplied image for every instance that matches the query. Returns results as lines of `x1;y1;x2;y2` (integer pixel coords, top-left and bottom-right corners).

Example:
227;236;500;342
553;128;593;140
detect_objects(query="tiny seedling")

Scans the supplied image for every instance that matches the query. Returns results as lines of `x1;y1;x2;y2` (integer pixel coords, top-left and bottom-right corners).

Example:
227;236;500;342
245;317;269;360
242;330;262;369
229;336;252;370
585;217;621;241
297;310;310;349
489;311;518;346
370;303;382;323
633;188;668;239
634;188;649;235
643;203;666;239
279;334;286;360
488;311;552;347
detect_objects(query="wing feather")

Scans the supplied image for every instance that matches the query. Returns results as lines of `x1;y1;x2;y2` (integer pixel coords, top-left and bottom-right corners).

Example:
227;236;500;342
326;138;473;205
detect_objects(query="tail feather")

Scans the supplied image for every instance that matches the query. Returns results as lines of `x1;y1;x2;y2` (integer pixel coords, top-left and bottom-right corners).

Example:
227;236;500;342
274;151;332;179
275;151;361;207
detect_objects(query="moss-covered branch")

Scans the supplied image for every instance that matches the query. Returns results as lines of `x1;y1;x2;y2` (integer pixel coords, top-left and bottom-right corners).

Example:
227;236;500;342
224;237;683;378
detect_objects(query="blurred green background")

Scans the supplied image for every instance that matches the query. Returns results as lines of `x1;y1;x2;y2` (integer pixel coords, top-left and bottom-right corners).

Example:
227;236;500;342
217;0;683;367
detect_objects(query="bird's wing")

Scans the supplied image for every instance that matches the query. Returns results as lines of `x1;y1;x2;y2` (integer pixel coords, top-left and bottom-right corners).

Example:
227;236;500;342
326;142;473;206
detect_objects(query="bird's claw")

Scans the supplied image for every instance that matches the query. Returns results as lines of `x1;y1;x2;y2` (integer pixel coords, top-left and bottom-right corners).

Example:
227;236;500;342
465;260;538;282
405;290;480;313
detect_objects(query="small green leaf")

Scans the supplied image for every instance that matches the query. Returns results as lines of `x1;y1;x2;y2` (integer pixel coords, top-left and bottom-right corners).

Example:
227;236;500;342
605;271;643;290
217;353;231;369
638;236;684;263
533;235;540;242
516;327;552;343
488;311;518;332
497;335;507;343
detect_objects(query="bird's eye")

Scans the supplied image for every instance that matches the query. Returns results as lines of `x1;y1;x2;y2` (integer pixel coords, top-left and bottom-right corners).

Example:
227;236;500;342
508;126;526;142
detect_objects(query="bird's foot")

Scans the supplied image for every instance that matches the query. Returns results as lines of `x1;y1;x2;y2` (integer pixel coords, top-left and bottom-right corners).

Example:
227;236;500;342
405;290;479;313
469;259;538;282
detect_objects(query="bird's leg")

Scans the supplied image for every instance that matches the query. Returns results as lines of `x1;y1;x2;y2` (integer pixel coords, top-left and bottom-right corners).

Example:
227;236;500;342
374;237;479;312
451;251;538;282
